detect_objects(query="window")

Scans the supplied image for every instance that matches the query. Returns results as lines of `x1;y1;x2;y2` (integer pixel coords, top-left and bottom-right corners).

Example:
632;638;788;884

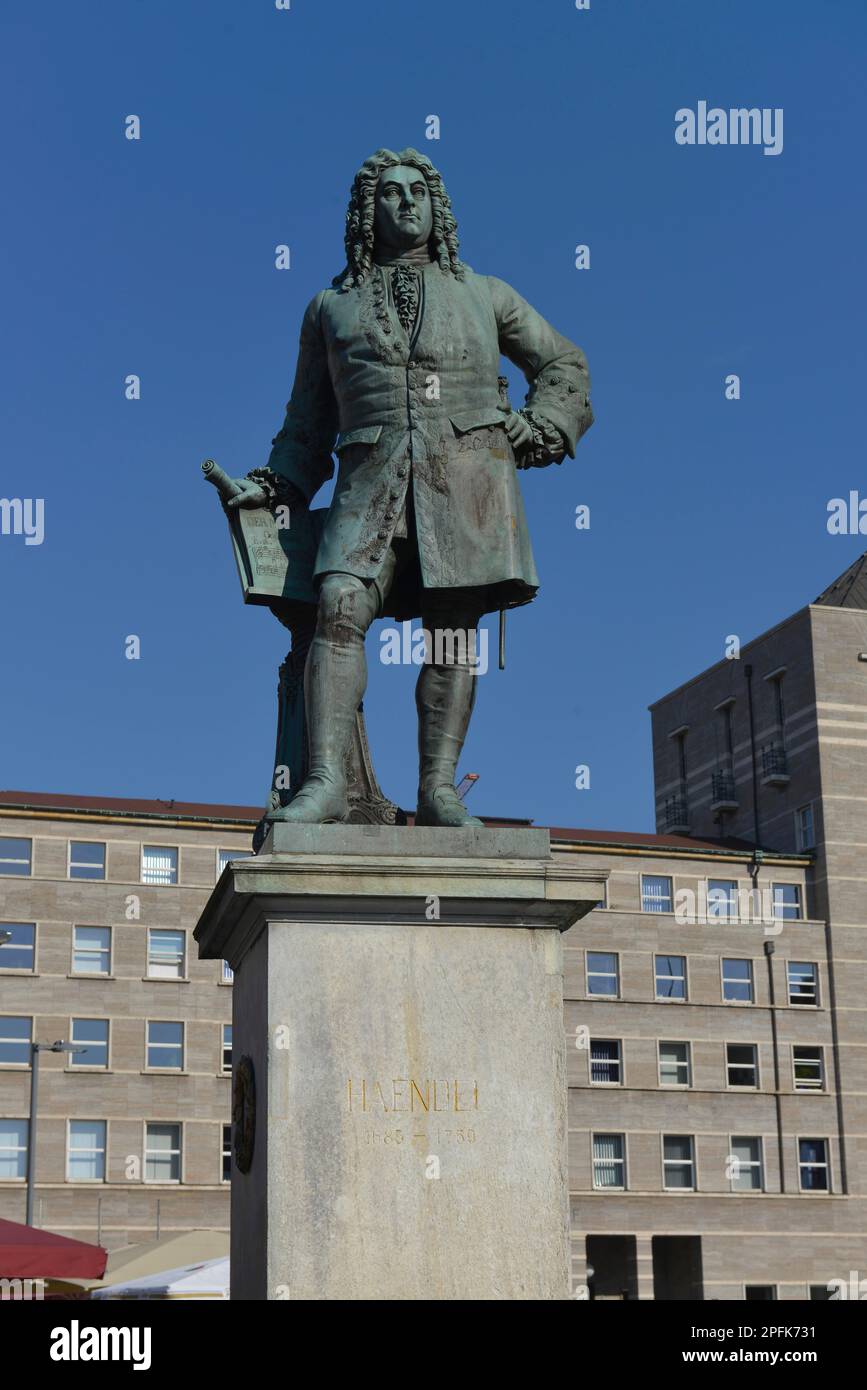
655;955;687;1000
719;701;735;760
773;884;802;921
71;1018;109;1069
0;837;31;876
675;730;688;785
586;952;619;998
788;961;818;1007
0;924;35;972
147;930;185;980
222;1125;232;1182
68;841;106;881
141;846;178;886
641;874;672;913
663;1134;695;1190
745;1285;777;1301
658;1041;690;1087
218;848;252;877
592;1134;625;1190
793;1046;824;1092
771;674;786;733
589;1039;621;1085
145;1123;181;1182
707;879;738;920
730;1136;763;1191
0;1120;28;1179
222;960;234;984
67;1120;106;1181
796;805;815;851
809;1285;833;1301
722;958;753;1003
222;1024;233;1074
72;927;111;976
147;1021;184;1070
727;1043;759;1088
0;1016;31;1066
798;1138;829;1192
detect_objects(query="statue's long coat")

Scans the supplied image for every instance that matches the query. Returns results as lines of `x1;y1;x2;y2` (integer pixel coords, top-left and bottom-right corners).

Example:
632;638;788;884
267;261;593;619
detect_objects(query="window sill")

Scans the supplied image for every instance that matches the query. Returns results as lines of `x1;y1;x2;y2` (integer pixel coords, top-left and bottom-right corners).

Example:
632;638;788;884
67;973;115;981
141;976;190;984
140;1069;188;1076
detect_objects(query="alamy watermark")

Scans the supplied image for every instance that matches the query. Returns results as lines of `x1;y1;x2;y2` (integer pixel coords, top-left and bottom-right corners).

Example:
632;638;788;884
0;497;44;545
675;102;783;157
1;1277;45;1300
379;622;488;675
675;885;783;935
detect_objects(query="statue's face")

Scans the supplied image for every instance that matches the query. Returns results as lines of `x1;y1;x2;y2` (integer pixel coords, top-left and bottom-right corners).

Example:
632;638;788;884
374;165;433;251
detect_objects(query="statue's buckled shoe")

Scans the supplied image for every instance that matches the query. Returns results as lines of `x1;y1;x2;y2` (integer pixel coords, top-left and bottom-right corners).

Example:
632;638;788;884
266;775;348;825
416;785;483;829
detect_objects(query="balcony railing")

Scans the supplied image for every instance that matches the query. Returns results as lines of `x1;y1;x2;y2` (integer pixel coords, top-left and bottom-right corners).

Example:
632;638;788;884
662;795;690;834
761;744;790;786
710;771;738;811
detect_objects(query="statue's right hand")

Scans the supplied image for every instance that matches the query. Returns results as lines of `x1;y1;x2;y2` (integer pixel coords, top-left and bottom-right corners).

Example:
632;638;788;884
226;478;268;509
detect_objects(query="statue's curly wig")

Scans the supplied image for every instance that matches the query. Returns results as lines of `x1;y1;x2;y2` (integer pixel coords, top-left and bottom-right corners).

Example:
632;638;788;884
336;147;464;289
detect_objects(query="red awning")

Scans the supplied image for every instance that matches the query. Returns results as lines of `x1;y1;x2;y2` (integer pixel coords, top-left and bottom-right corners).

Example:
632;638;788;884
0;1219;107;1279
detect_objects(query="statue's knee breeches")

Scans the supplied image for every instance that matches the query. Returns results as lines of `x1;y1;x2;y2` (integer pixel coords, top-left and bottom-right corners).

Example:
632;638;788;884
316;573;378;645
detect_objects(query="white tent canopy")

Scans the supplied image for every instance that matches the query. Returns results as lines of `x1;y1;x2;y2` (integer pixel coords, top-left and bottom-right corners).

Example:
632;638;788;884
91;1255;229;1300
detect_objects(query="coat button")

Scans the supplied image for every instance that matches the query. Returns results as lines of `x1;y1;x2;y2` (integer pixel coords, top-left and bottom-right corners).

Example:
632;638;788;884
408;359;418;369
397;467;408;478
371;552;383;562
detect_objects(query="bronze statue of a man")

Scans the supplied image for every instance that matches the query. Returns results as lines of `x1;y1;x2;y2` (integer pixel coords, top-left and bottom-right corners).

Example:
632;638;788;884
229;148;593;826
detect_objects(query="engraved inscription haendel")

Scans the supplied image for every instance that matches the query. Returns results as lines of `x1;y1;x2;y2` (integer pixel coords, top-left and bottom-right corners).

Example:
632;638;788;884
346;1078;479;1114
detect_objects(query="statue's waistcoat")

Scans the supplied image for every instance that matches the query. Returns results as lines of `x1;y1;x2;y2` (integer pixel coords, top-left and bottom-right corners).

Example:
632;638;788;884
315;263;536;602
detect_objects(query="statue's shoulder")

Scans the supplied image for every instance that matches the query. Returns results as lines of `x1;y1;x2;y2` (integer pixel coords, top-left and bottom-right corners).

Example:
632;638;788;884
303;287;336;322
478;272;516;297
465;269;520;306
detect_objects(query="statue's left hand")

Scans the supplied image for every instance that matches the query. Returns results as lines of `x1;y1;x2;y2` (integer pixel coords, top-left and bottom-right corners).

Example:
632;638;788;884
503;411;534;451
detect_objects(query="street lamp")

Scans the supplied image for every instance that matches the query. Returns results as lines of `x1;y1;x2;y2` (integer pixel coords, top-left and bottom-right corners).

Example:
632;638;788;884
26;1040;86;1226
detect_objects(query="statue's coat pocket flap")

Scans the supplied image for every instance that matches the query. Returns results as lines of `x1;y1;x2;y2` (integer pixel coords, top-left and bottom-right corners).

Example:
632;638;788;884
335;425;384;453
448;409;507;435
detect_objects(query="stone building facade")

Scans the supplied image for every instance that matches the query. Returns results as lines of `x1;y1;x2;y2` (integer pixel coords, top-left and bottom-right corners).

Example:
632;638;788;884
0;793;255;1249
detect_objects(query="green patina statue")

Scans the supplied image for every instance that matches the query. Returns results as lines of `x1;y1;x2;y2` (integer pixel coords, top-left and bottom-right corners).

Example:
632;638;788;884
227;147;593;827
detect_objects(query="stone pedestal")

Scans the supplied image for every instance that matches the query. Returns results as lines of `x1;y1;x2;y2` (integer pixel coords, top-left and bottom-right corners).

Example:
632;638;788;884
195;825;605;1301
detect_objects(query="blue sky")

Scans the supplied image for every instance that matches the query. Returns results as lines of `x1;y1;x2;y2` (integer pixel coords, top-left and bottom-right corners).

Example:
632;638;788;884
1;0;865;831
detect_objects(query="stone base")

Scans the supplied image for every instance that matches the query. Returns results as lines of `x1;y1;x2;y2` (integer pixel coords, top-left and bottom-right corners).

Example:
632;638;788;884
195;826;605;1301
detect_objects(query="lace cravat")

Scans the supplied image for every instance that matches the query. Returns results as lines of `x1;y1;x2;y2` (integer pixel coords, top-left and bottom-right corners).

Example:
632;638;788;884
390;263;420;338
